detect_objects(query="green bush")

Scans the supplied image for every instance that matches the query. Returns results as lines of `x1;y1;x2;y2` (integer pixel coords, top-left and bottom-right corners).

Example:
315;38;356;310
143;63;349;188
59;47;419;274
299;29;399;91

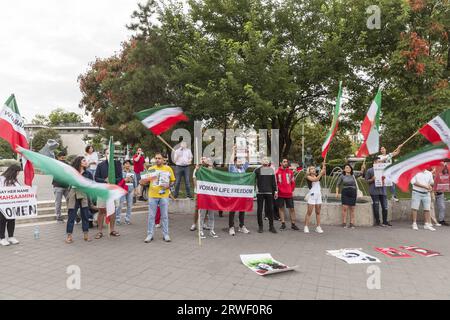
0;159;20;168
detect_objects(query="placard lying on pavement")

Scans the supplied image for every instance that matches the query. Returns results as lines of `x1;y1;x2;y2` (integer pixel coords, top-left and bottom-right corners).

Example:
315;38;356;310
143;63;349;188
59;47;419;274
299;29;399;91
375;247;413;258
240;253;298;276
327;248;381;264
0;186;38;220
400;246;442;257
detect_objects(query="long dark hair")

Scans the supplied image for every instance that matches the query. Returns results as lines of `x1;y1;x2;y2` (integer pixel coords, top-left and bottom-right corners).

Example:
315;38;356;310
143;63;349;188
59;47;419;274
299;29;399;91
343;163;354;176
1;164;21;186
71;156;85;173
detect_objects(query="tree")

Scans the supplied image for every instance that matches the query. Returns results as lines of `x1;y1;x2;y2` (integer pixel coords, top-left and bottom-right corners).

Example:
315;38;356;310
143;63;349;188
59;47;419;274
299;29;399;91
31;114;49;126
0;139;15;159
48;108;83;126
32;128;65;153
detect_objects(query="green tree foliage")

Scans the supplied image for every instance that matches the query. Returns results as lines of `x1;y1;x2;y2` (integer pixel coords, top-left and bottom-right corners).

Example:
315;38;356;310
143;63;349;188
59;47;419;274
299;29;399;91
32;128;64;153
0;139;15;159
48;108;83;126
31;114;49;126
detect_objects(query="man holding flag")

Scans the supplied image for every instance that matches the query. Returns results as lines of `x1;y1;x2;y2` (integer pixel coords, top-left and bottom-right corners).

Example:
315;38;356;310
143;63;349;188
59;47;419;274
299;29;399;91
94;141;123;239
0;94;34;185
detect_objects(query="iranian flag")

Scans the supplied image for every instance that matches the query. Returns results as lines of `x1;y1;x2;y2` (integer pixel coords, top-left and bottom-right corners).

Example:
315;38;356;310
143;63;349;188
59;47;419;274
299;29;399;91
384;144;450;192
0;95;34;185
196;167;255;212
17;147;126;201
356;90;381;157
135;105;188;136
321;81;342;159
419;109;450;148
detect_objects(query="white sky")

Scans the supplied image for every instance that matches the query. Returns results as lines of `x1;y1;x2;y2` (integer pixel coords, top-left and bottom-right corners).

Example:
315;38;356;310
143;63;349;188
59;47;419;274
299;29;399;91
0;0;141;123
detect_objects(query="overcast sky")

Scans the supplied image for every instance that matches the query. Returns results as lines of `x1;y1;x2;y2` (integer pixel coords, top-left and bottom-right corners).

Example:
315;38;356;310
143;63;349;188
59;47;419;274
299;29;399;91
0;0;141;123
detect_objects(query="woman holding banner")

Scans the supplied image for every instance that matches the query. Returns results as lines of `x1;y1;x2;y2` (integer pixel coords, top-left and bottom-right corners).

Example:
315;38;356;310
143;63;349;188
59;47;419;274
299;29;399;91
0;164;22;246
65;156;93;244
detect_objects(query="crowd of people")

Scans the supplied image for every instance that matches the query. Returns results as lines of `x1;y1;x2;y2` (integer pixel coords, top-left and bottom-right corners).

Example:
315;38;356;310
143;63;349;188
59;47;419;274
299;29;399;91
0;143;448;247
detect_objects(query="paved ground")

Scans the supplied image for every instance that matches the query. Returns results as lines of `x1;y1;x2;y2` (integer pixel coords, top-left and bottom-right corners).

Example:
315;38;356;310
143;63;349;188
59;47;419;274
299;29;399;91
2;207;450;300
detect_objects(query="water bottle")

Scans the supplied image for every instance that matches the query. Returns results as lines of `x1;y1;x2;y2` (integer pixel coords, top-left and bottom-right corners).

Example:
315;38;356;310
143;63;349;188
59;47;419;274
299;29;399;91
34;226;40;240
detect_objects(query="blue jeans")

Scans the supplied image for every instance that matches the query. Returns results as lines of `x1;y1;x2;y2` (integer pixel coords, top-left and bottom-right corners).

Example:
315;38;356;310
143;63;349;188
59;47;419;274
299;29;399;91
174;166;191;198
147;198;169;237
116;189;134;223
66;199;90;234
370;194;388;224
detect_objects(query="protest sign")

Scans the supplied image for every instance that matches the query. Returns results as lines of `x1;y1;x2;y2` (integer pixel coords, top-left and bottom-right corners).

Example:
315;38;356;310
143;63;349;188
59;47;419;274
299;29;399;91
327;248;381;264
400;246;442;258
434;164;450;192
374;163;392;187
0;186;38;220
374;247;413;258
240;253;298;276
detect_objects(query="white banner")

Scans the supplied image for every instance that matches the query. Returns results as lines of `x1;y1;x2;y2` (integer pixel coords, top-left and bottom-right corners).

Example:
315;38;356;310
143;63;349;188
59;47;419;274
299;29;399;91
0;186;38;220
374;163;393;187
327;248;381;264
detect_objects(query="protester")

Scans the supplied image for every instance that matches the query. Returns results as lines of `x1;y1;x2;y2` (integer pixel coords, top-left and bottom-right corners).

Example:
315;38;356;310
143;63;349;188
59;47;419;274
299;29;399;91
0;165;21;246
411;168;436;231
336;164;358;228
276;159;299;231
191;157;208;231
366;156;392;227
227;145;251;236
84;145;98;178
116;160;137;225
94;148;123;239
53;151;69;222
141;152;175;243
173;141;193;199
133;147;146;201
304;163;326;233
65;157;92;244
379;146;401;202
255;157;278;234
196;158;219;239
434;162;449;226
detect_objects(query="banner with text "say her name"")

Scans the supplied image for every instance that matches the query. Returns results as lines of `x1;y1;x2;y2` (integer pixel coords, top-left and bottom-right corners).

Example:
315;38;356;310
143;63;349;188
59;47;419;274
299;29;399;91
0;186;38;220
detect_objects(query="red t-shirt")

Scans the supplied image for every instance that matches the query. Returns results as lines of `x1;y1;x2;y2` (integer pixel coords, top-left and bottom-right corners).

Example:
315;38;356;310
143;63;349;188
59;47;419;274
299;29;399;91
133;154;145;174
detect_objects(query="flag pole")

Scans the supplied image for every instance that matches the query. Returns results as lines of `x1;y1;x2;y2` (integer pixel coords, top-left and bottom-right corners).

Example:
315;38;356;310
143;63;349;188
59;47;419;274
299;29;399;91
157;135;174;152
195;135;202;247
397;131;419;149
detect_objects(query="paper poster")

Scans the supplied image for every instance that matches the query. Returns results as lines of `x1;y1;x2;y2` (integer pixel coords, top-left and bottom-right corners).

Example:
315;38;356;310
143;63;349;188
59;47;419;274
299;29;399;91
434;164;450;192
0;186;38;220
236;137;247;159
400;246;442;257
374;163;392;187
327;248;381;264
374;247;413;258
240;254;298;276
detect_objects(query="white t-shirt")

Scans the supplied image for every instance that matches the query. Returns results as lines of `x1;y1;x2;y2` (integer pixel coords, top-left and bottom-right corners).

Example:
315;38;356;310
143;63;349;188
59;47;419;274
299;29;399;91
85;152;99;170
379;153;393;165
411;171;434;193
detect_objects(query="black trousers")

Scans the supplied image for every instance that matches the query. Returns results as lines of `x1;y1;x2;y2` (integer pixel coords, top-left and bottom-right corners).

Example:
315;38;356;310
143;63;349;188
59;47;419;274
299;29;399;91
371;194;388;224
229;212;245;228
257;194;274;227
0;214;15;239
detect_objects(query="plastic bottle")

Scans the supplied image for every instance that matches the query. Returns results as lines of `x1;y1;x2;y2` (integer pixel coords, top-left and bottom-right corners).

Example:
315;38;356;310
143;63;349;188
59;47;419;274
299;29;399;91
34;226;40;240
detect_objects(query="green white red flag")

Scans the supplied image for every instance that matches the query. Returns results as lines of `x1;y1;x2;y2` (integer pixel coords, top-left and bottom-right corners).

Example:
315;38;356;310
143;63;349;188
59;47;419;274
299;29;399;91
419;109;450;148
0;95;34;185
195;167;255;212
17;147;126;201
321;81;342;159
135;105;188;136
384;144;450;192
106;137;116;220
356;90;381;157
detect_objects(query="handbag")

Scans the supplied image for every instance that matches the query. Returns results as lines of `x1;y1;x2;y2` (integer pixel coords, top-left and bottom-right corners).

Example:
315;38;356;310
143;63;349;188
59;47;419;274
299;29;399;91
353;175;363;198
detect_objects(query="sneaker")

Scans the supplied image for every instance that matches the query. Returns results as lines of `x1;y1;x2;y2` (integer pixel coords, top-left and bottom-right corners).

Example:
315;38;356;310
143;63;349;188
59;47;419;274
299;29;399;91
392;196;399;202
155;224;161;228
383;222;392;227
424;224;436;231
280;223;286;231
209;231;219;238
199;231;206;239
269;226;278;234
116;221;122;226
190;224;197;231
434;222;442;227
304;226;310;233
440;221;449;226
238;226;250;234
380;223;387;228
291;224;300;231
0;239;10;246
315;226;324;234
229;227;236;236
7;237;19;245
163;235;172;242
126;221;132;225
203;224;211;230
138;196;146;202
258;226;263;233
264;217;268;221
144;236;153;243
342;223;348;228
412;222;419;231
349;223;355;229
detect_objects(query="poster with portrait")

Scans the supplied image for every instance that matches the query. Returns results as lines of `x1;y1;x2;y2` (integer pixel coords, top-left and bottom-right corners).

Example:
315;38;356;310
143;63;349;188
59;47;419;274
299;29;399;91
400;246;442;258
327;248;381;264
434;163;450;192
374;247;413;258
373;163;393;187
236;137;247;159
240;253;298;276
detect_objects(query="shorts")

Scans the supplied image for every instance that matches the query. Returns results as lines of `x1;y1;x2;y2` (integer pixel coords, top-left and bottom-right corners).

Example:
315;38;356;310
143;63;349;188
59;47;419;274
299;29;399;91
96;199;120;209
277;197;294;209
411;190;431;211
307;192;322;205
